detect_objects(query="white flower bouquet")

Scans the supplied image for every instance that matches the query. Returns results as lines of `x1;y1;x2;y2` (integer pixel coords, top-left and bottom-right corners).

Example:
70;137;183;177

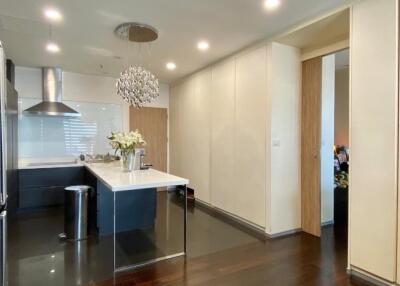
108;130;146;171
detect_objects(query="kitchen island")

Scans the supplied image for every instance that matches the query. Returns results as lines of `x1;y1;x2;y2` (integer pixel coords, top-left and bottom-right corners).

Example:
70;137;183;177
84;161;189;273
18;160;189;273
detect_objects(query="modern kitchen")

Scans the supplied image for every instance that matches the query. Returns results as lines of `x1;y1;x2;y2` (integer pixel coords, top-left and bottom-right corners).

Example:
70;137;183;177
0;0;399;286
4;15;192;286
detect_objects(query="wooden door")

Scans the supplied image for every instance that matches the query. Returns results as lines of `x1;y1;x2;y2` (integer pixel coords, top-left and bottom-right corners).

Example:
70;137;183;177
130;107;168;172
301;57;322;237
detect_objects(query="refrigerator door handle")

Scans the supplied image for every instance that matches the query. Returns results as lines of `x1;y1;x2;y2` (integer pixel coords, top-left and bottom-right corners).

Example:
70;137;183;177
0;43;6;206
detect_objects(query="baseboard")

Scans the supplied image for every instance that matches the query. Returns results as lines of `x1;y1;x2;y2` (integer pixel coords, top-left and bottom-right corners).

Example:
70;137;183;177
194;199;268;240
195;199;301;241
348;266;396;286
265;228;302;239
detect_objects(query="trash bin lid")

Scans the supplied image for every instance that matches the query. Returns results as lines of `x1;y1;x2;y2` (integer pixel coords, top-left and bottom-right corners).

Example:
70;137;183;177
65;185;91;193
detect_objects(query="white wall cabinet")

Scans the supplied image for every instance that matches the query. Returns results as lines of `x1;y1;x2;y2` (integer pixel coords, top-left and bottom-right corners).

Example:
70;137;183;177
170;71;212;203
349;0;398;282
267;43;301;234
191;70;212;203
210;59;236;214
170;43;301;230
234;47;267;227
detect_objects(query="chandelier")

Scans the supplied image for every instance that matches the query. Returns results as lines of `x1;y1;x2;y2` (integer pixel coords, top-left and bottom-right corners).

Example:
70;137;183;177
116;66;159;108
115;22;160;108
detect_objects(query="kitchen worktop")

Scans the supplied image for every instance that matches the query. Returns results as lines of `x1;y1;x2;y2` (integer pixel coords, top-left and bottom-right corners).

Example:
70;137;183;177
18;158;83;169
19;158;189;192
85;162;189;192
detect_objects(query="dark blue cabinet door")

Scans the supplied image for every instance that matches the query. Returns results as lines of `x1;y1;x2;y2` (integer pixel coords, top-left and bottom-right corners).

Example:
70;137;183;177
18;167;85;210
96;180;156;236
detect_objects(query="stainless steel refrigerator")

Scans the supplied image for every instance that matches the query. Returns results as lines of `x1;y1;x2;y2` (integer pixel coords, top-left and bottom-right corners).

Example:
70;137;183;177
0;41;18;286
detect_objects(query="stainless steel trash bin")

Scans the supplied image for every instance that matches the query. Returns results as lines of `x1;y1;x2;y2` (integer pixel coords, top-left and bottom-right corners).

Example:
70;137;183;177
64;185;90;241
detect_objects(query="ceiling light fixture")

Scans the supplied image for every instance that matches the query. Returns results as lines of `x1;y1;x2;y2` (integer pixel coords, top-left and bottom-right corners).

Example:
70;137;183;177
46;42;60;53
264;0;281;10
44;8;62;22
197;41;210;51
166;62;177;70
115;22;160;108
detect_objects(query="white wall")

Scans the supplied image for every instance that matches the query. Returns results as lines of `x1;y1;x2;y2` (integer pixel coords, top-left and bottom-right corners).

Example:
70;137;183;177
320;54;335;225
16;67;169;129
334;68;349;146
15;66;169;158
349;0;398;282
267;42;302;235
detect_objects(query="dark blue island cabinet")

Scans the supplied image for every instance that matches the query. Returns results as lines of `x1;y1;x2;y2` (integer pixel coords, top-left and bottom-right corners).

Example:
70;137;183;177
18;167;157;236
84;168;157;236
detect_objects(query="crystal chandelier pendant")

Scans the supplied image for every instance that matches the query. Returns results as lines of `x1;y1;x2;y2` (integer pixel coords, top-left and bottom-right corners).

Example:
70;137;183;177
115;22;160;108
116;65;159;108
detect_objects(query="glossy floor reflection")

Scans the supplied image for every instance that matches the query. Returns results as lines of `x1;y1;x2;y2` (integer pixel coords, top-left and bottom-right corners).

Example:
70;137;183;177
93;224;373;286
8;192;258;286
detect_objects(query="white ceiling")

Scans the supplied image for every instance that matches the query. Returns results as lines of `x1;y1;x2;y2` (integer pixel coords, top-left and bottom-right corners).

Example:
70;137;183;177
0;0;351;83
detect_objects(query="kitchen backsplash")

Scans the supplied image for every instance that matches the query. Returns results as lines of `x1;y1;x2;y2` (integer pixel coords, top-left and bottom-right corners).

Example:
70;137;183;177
18;98;123;158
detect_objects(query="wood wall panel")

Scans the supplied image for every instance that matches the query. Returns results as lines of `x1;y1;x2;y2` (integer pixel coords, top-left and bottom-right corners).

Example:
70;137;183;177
301;57;322;237
130;107;168;172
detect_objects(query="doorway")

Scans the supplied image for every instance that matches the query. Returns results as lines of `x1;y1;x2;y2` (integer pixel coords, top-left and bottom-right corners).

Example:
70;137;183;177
301;49;350;237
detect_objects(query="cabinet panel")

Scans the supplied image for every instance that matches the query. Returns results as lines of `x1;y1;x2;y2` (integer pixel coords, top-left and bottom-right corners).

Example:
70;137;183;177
171;72;212;203
19;167;84;188
169;84;182;175
350;0;398;281
234;47;267;227
210;60;236;214
18;167;85;210
19;186;65;209
190;70;212;203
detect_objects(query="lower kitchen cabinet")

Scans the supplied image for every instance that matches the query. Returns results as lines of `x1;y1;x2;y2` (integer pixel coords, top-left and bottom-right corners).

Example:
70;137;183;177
18;167;85;211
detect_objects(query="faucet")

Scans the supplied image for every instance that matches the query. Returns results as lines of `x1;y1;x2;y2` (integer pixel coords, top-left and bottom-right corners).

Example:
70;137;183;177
139;150;152;170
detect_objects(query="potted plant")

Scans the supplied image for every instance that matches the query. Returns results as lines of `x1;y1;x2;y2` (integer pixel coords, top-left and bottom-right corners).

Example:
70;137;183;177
108;130;146;172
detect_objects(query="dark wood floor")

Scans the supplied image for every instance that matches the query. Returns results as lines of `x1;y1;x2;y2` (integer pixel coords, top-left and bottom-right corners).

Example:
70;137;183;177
90;225;373;286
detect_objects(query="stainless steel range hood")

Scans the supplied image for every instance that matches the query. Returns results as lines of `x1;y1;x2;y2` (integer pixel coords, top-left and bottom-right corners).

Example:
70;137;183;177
24;67;80;117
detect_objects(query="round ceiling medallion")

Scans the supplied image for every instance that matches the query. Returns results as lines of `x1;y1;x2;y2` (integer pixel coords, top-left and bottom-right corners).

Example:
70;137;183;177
114;22;158;43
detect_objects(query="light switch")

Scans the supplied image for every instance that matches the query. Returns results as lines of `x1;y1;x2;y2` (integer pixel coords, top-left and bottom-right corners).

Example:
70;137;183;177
272;138;280;147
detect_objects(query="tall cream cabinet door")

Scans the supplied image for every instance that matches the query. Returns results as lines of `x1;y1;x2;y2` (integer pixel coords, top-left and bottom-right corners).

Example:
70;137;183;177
350;0;398;281
191;70;212;204
170;81;189;177
234;47;267;227
210;60;236;214
171;72;212;204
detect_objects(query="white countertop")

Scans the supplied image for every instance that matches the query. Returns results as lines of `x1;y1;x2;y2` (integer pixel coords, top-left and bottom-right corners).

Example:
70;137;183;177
18;158;83;169
84;162;189;192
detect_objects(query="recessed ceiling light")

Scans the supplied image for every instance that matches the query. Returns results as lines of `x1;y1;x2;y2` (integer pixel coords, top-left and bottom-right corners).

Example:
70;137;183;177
197;41;209;51
44;8;62;22
46;42;60;53
166;62;177;70
49;269;55;274
264;0;281;10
